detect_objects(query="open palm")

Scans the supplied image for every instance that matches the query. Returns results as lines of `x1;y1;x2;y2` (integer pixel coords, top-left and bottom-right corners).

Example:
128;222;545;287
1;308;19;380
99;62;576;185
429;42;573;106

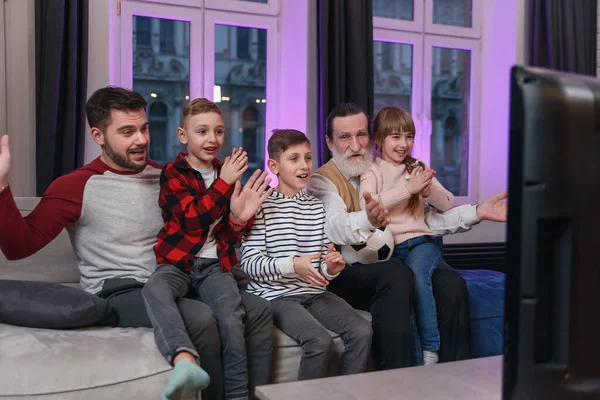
230;170;273;223
0;135;10;187
477;191;508;222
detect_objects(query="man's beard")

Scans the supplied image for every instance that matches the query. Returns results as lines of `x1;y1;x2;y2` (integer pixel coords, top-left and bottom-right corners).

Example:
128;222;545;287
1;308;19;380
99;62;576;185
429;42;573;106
104;136;147;171
332;146;373;178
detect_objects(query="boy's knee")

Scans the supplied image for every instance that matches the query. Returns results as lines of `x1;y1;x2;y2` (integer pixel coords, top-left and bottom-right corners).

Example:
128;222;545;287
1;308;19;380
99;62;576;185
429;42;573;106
356;320;374;341
306;331;334;354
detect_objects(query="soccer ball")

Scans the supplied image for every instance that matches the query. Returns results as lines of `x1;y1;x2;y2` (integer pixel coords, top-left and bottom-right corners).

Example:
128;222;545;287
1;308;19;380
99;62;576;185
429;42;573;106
340;226;395;265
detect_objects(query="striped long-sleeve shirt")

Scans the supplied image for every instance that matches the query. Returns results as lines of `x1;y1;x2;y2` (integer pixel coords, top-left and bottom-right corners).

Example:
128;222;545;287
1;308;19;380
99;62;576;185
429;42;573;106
241;190;340;301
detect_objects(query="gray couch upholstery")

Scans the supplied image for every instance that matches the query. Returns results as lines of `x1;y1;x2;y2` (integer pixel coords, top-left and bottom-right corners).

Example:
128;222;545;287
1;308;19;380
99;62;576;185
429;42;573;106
0;198;368;399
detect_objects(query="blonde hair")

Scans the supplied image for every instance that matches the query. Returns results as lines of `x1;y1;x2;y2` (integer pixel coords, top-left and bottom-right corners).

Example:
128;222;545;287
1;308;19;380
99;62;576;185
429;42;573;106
181;98;222;129
373;106;424;218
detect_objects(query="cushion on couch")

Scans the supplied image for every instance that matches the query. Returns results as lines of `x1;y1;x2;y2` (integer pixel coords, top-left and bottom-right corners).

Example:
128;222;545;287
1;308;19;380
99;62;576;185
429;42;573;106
455;269;505;358
0;280;116;329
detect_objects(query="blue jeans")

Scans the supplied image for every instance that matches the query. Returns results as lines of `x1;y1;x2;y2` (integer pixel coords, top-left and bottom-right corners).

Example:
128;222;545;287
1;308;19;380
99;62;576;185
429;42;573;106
142;259;249;400
392;235;442;352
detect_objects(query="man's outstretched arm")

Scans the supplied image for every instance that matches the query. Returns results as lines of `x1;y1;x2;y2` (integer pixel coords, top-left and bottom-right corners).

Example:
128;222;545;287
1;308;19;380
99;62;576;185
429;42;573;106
0;135;82;260
475;191;508;222
425;191;508;236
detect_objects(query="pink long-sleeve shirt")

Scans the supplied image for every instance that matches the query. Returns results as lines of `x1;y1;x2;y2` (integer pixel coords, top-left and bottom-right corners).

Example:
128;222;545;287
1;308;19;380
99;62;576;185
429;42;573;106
359;157;455;245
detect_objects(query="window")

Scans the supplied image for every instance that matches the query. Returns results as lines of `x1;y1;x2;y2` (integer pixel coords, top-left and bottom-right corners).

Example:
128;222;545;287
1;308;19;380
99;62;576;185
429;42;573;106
204;11;277;181
119;0;278;173
125;9;194;165
148;101;171;162
159;19;175;53
373;0;414;21
135;17;151;48
212;24;267;180
373;0;481;201
432;0;473;28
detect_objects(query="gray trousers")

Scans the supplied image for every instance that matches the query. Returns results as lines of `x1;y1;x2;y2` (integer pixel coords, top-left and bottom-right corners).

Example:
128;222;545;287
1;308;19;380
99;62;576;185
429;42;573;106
142;259;254;400
270;291;373;380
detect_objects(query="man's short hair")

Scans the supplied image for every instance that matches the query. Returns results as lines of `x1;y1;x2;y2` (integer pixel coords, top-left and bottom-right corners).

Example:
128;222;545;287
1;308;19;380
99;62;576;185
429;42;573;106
325;102;370;140
86;86;148;133
268;129;310;160
182;98;222;129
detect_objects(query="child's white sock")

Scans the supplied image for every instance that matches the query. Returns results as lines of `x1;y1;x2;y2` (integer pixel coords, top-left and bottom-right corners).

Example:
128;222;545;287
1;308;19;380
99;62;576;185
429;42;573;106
163;360;210;400
422;350;439;365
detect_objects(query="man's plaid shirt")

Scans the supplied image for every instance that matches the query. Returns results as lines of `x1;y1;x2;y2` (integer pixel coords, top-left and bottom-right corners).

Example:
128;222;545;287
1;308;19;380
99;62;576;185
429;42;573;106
153;152;251;272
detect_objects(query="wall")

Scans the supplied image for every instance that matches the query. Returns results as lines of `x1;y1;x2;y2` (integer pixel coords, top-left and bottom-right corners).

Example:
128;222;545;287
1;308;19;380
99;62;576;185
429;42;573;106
516;0;528;65
276;0;315;186
3;0;36;197
85;0;118;164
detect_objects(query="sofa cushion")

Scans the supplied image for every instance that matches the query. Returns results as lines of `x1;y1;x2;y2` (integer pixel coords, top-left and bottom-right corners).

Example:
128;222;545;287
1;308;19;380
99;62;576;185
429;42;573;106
455;269;505;358
0;323;196;399
455;269;505;320
0;280;116;329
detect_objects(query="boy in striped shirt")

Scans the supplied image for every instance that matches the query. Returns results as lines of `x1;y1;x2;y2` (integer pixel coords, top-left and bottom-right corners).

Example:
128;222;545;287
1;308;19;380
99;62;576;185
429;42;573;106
241;129;372;380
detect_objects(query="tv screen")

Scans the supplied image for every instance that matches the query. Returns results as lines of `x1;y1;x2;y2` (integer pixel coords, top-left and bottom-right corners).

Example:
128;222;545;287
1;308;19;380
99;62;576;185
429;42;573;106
504;65;600;399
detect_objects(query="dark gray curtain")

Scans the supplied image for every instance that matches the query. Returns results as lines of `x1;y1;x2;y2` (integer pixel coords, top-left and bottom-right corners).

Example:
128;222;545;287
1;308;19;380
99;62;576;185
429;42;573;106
317;0;374;165
35;0;88;196
528;0;596;76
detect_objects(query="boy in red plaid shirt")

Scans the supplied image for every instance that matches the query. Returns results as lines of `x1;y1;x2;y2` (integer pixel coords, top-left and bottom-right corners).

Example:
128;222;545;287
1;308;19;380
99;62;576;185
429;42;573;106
143;98;273;400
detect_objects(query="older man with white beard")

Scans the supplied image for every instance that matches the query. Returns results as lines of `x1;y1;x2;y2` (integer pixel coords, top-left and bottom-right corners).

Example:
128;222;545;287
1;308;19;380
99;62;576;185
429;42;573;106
307;102;507;370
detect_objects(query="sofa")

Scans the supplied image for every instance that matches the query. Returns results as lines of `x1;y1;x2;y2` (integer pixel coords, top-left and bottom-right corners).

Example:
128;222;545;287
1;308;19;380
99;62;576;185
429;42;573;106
0;198;363;399
0;197;504;399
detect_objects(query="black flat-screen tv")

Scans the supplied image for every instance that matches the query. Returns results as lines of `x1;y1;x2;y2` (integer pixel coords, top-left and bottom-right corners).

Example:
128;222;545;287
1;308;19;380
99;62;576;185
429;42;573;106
504;65;600;399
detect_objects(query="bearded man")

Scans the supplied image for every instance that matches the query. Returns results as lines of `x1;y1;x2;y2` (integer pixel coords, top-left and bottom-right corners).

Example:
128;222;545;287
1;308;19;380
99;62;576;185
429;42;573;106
307;102;507;369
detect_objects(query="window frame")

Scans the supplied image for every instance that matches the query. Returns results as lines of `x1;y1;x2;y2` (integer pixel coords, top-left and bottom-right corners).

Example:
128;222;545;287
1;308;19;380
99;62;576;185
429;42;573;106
422;35;480;204
373;29;424;155
372;0;482;202
424;0;482;39
123;0;203;8
203;10;279;174
205;0;279;16
119;1;204;98
372;0;424;33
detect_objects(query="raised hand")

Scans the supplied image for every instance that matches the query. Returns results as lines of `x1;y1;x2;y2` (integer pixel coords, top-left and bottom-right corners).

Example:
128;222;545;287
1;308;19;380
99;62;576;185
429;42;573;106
229;169;273;224
406;166;434;195
420;169;435;197
293;252;328;287
0;135;10;188
323;243;346;275
363;192;390;228
476;191;508;222
220;147;248;185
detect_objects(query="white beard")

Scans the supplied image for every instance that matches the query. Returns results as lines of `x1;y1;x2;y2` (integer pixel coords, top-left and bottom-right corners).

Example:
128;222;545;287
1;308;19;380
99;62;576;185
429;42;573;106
332;146;374;178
